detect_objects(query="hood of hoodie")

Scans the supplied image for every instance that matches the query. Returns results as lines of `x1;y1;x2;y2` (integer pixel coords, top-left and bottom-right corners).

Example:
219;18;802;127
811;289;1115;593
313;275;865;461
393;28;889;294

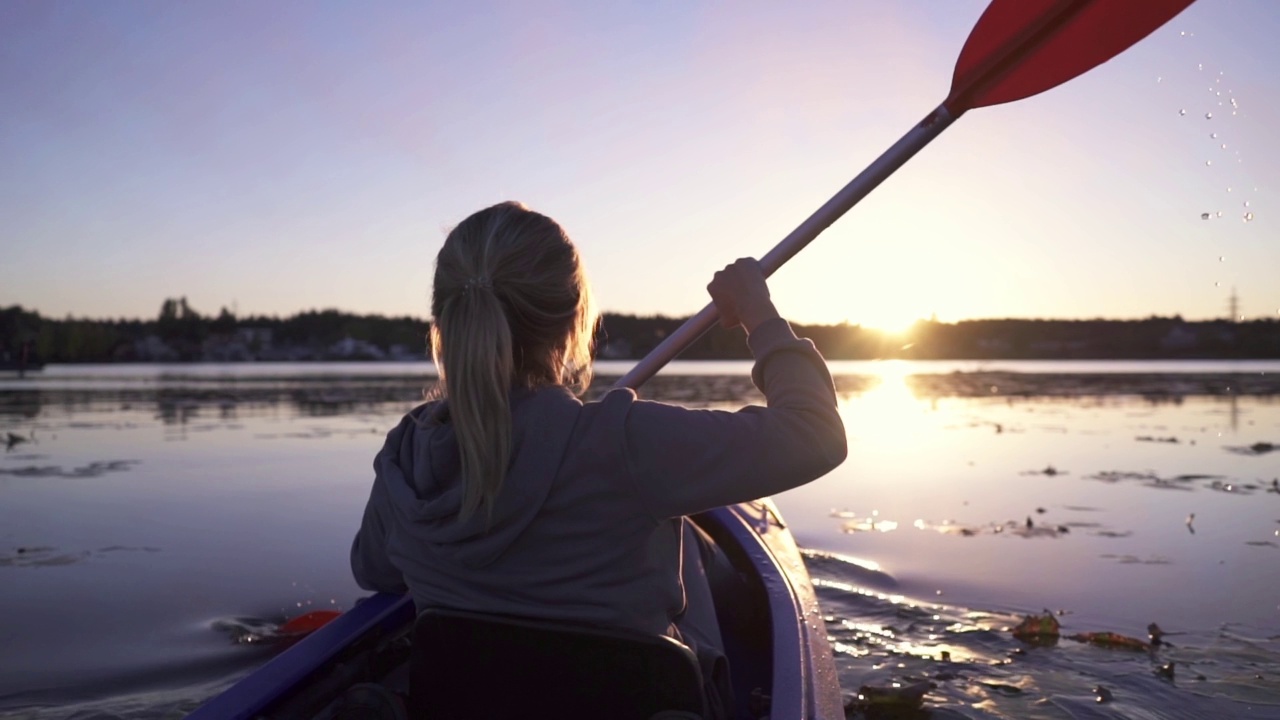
375;385;583;569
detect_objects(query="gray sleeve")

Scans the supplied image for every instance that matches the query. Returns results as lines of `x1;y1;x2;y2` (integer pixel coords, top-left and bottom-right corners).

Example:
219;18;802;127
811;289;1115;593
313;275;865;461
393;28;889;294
350;476;409;594
619;317;847;519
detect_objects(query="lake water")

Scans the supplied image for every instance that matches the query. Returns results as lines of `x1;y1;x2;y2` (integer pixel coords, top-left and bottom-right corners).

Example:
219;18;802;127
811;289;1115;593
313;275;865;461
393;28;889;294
2;361;1278;719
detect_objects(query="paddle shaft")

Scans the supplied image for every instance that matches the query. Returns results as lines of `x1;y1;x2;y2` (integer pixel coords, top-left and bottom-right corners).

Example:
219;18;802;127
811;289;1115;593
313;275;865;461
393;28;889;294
615;104;956;391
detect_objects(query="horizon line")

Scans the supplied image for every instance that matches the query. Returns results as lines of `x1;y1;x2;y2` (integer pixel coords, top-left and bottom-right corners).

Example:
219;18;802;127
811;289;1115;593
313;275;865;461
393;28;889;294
2;302;1275;328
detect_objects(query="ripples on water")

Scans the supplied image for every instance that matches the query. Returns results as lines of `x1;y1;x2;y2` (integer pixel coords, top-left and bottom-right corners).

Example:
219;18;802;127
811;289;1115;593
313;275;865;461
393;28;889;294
1;362;1279;718
807;551;1280;719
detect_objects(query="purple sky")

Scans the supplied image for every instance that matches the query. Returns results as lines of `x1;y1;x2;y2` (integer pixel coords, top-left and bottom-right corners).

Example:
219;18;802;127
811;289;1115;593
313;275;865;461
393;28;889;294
3;0;1278;330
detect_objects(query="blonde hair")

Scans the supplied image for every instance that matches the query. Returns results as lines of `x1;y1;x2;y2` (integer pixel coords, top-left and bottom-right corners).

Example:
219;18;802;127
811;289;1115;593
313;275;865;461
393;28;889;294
430;201;597;523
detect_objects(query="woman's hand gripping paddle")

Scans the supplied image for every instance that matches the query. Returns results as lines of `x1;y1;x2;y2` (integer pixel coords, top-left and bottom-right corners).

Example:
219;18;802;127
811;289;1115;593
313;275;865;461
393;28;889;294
615;0;1195;391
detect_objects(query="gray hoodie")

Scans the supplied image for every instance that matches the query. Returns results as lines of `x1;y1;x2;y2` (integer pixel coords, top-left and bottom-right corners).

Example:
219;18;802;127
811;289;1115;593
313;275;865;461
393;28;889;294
350;317;846;637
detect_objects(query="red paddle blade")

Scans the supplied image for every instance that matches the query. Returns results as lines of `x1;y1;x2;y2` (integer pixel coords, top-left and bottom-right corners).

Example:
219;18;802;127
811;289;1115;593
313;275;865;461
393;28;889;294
277;609;341;637
947;0;1195;113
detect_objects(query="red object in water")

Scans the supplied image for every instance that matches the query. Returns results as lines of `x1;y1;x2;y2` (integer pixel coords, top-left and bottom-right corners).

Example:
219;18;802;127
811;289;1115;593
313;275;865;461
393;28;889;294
278;610;342;637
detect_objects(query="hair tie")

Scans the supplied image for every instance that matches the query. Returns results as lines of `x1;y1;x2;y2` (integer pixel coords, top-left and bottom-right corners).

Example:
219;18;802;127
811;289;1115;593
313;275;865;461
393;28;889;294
463;276;493;292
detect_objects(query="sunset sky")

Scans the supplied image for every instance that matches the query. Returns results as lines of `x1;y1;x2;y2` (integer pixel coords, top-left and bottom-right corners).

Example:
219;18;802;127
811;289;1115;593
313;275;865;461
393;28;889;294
3;0;1278;332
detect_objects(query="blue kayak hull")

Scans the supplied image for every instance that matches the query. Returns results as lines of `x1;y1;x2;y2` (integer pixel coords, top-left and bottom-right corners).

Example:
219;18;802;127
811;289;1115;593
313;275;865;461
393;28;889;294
188;501;842;719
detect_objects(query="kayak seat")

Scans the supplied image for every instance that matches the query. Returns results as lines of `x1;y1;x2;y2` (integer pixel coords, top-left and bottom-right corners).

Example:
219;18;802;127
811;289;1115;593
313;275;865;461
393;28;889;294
409;607;708;719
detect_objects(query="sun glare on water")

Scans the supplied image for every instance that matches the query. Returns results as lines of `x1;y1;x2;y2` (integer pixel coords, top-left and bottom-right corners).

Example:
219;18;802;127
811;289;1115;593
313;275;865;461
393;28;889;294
838;359;931;454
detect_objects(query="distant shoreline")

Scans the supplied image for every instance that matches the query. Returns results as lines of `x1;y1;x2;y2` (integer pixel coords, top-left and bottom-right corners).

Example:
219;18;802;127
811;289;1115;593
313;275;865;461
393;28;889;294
5;302;1280;364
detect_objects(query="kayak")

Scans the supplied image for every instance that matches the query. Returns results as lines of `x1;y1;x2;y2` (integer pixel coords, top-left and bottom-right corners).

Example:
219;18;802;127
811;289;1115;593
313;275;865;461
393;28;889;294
187;500;843;719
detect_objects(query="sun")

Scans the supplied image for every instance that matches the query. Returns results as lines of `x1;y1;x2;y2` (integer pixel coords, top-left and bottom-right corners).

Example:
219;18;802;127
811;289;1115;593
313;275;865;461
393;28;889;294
856;309;924;338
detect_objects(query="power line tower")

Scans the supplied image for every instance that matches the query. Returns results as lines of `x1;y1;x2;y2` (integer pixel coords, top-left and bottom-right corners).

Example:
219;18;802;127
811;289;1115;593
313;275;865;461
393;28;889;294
1227;287;1240;323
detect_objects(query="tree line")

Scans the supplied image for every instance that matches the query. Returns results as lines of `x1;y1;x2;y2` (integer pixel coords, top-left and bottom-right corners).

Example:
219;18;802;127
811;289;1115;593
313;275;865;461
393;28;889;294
3;300;1279;364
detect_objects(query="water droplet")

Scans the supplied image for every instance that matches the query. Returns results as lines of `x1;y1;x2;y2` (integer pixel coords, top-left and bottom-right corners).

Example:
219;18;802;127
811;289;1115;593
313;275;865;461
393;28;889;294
1217;211;1223;217
1179;109;1187;116
1180;30;1186;36
1221;143;1227;150
1243;201;1250;207
1205;160;1212;166
1198;63;1203;70
1156;76;1162;83
1215;282;1221;287
1206;112;1213;119
1201;213;1211;220
1219;256;1225;262
1243;212;1254;222
1211;133;1218;138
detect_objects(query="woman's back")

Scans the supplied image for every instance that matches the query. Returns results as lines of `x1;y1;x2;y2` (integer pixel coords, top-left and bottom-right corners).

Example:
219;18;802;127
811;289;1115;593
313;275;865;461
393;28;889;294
353;385;683;636
352;317;846;636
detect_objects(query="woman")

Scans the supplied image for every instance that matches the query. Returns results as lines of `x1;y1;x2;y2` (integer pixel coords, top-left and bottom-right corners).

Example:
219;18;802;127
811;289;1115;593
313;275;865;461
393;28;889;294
351;201;846;717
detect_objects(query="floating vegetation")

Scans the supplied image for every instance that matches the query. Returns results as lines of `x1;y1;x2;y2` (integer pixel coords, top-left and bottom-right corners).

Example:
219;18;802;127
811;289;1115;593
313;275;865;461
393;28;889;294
1021;465;1066;476
0;544;159;568
831;513;1096;540
0;459;140;478
1084;470;1253;494
1100;554;1173;565
1207;479;1262;495
831;510;899;534
1225;441;1277;456
847;679;933;714
904;372;1280;399
4;431;34;452
817;559;1275;719
1012;612;1061;643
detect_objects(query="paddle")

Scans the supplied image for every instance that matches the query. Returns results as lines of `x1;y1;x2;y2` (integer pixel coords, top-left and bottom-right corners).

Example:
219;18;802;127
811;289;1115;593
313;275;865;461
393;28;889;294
276;609;343;639
615;0;1195;390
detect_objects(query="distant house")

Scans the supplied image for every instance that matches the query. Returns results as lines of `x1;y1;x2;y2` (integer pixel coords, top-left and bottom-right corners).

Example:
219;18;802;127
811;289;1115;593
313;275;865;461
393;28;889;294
976;337;1012;354
1029;339;1092;355
237;327;274;352
329;337;386;360
134;335;179;362
1160;324;1199;352
202;334;251;362
387;344;424;361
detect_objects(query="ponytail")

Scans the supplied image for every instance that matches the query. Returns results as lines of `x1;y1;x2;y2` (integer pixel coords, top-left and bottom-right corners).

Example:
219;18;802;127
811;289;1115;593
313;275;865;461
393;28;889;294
430;202;597;525
432;283;513;524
